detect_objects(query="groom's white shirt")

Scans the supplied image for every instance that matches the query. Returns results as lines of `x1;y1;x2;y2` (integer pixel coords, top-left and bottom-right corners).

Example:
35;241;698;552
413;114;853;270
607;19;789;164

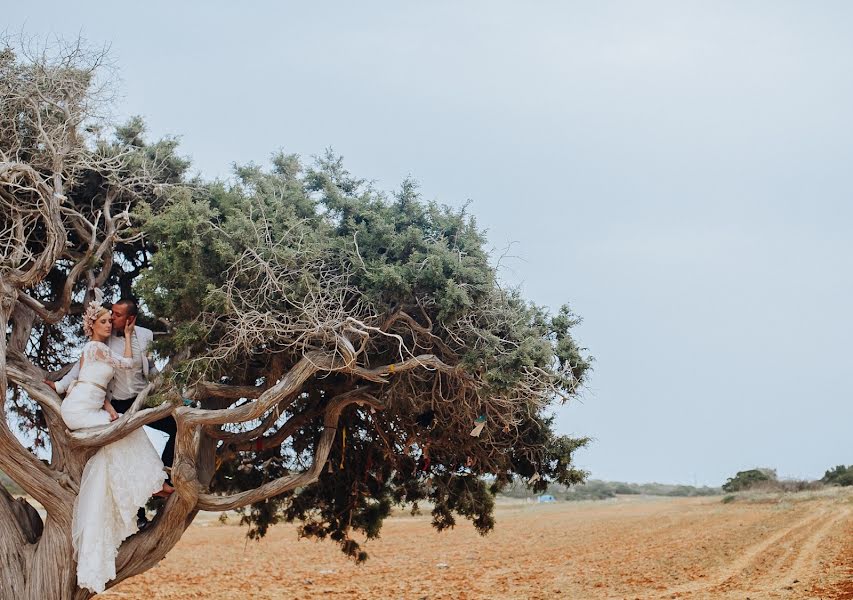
56;326;156;400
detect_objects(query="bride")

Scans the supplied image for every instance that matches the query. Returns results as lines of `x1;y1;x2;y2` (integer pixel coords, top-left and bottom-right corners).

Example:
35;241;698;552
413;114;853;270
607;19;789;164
60;290;174;593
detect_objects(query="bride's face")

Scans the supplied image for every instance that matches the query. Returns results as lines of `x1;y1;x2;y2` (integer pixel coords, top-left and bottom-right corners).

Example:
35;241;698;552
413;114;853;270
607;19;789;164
92;311;112;340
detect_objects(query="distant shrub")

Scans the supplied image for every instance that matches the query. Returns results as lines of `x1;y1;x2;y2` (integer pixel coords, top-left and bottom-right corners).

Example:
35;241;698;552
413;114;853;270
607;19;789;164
722;469;775;492
564;487;615;501
822;465;853;487
564;480;617;501
776;479;822;492
722;468;824;494
611;483;640;495
721;494;736;504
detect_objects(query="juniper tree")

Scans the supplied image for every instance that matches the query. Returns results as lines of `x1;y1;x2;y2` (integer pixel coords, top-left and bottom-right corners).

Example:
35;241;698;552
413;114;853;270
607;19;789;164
0;40;590;599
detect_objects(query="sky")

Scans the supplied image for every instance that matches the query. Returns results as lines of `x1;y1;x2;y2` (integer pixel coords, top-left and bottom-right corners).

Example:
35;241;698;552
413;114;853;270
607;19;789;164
9;1;853;486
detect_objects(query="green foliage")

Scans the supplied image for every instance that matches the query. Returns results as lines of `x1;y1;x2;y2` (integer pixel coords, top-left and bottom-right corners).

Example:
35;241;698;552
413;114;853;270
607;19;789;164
5;89;590;561
822;465;853;487
0;43;589;571
134;149;592;560
722;469;775;492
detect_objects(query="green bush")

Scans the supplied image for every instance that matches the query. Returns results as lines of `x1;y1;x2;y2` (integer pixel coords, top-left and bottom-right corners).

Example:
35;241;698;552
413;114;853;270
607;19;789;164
722;469;775;492
822;465;853;487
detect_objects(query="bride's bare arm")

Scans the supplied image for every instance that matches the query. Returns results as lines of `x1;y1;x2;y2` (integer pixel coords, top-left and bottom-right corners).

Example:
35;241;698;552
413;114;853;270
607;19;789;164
102;399;119;421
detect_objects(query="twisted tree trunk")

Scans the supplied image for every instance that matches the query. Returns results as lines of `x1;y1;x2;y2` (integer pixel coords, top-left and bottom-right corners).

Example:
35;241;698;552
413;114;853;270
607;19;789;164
0;282;74;599
0;314;370;597
0;282;195;599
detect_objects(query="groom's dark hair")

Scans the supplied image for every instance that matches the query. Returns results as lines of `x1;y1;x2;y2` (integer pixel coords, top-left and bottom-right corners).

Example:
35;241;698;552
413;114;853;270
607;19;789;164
114;296;139;317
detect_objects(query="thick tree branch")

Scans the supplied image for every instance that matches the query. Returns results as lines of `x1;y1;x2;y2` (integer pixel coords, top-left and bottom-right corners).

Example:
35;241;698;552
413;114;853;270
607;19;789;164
0;484;43;544
205;395;294;443
8;302;36;354
5;359;64;424
187;381;265;401
195;391;384;511
68;403;175;448
225;385;380;454
0;291;74;517
228;407;317;453
182;350;465;431
0;423;74;519
182;351;334;426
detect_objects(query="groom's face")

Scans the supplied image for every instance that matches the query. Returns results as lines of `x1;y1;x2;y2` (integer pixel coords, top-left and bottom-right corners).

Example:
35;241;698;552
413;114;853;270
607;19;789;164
111;304;130;333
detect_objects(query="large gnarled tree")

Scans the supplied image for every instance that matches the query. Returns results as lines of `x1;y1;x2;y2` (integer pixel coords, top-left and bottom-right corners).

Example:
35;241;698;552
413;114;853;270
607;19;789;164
0;41;590;599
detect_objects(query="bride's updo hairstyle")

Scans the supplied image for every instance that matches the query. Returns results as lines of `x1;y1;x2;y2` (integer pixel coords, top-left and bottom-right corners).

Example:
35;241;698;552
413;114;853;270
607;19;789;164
82;289;107;338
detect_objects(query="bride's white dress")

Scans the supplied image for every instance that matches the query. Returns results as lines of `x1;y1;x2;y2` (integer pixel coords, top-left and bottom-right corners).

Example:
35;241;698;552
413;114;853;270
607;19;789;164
60;340;166;594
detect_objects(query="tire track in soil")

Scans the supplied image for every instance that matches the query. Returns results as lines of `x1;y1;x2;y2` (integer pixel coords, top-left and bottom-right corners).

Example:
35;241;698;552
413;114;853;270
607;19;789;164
705;505;852;598
808;514;853;600
786;505;851;584
610;504;848;600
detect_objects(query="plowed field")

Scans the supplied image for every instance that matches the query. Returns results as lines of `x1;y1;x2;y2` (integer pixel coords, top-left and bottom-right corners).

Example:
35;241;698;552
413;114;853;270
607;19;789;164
104;489;853;600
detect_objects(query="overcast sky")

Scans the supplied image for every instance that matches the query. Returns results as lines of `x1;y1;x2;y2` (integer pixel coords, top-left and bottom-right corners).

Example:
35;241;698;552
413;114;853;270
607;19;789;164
11;1;853;486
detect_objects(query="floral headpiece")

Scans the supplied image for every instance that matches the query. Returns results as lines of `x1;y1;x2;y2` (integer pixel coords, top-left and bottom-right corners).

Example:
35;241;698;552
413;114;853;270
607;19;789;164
82;289;106;337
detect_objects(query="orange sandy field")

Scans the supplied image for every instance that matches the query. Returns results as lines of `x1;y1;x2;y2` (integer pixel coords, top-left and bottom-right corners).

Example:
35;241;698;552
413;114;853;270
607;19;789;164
104;488;853;600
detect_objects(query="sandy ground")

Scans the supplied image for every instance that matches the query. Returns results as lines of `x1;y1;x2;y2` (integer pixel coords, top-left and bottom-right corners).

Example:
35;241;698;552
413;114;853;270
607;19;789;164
103;488;853;600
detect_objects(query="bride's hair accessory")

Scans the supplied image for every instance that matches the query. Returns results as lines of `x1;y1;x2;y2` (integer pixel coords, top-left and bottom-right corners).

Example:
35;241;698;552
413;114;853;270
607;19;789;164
82;289;107;337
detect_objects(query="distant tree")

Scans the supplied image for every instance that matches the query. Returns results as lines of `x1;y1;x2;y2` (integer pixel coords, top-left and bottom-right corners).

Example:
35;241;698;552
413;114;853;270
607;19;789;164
722;468;775;492
610;482;639;495
564;480;617;501
822;465;853;487
0;40;591;599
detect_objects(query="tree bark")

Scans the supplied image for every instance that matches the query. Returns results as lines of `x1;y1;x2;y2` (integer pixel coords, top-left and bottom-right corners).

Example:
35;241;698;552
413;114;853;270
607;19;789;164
0;486;81;600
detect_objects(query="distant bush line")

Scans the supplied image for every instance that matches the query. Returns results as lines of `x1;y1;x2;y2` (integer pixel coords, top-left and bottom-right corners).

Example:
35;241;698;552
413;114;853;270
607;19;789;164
499;479;721;501
720;464;853;497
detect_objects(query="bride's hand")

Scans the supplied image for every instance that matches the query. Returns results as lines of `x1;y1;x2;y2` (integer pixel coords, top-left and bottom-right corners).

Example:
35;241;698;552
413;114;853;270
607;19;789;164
124;315;136;337
106;405;119;421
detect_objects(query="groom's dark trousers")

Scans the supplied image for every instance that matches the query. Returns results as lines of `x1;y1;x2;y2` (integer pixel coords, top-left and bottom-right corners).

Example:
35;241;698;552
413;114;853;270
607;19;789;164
111;396;177;470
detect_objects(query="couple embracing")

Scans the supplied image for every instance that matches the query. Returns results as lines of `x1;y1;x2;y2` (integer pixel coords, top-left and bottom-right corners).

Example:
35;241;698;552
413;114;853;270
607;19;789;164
46;291;177;593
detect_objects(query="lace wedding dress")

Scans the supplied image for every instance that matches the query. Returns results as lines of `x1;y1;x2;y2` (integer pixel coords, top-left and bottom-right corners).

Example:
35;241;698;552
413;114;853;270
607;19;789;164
60;341;167;593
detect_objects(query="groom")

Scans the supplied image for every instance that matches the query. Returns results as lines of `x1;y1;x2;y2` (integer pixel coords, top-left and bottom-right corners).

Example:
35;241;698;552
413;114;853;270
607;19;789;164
48;297;177;474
